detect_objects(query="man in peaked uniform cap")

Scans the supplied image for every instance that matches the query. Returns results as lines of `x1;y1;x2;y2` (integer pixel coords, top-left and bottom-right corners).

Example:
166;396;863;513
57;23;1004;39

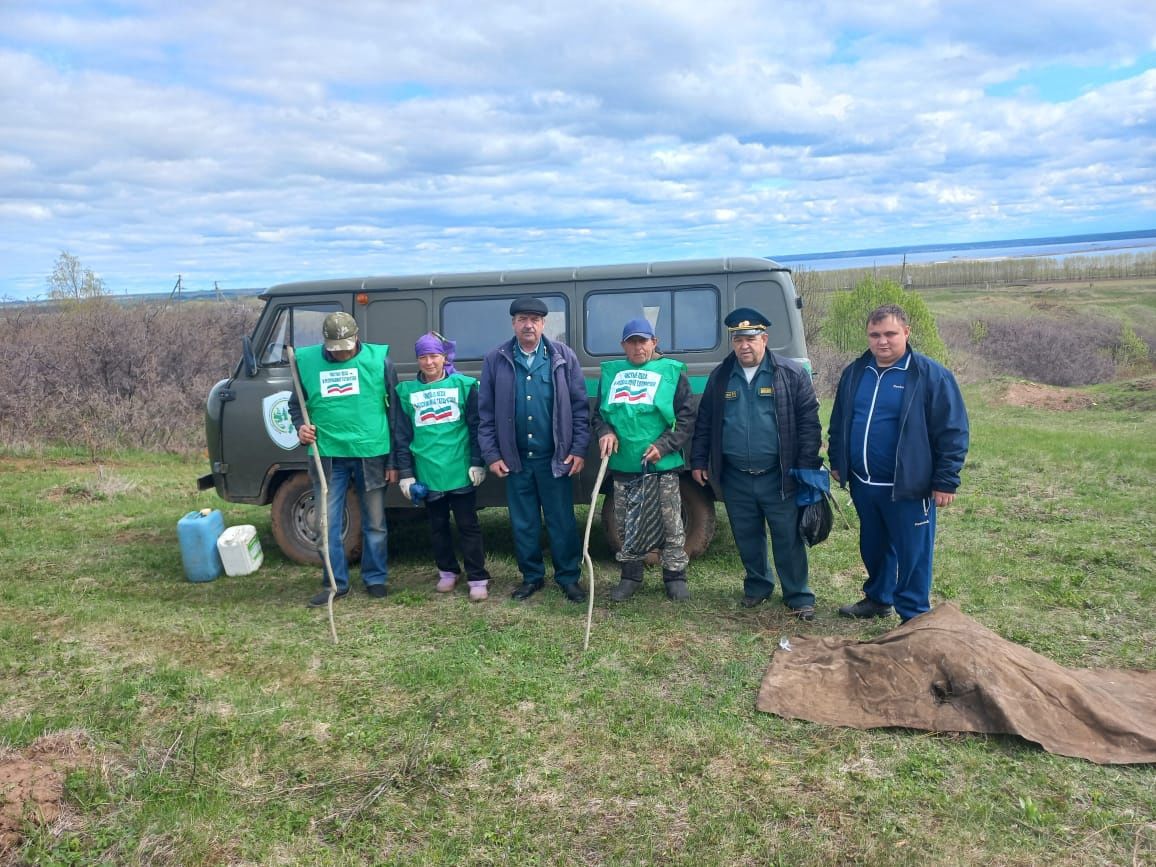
690;306;823;620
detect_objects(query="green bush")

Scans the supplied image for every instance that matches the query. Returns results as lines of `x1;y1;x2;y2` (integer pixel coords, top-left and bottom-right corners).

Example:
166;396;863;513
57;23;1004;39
822;277;949;363
1113;323;1151;369
969;319;989;345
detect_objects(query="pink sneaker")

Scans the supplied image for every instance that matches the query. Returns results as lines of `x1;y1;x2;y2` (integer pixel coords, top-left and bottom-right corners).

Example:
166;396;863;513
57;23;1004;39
436;571;458;593
468;580;489;602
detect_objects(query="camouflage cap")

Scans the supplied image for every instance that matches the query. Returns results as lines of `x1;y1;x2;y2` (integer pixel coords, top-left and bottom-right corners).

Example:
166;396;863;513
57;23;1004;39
322;312;359;352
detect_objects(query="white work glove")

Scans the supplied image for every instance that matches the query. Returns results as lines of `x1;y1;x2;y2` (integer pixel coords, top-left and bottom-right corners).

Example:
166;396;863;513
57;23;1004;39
469;465;486;487
399;477;416;501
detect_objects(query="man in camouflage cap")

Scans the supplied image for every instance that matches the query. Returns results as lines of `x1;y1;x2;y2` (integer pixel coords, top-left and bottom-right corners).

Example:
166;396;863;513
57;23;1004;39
289;311;399;606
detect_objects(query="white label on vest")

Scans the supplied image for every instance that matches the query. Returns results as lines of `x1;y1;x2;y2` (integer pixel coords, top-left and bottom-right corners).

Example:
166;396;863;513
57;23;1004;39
262;390;300;451
320;368;360;396
609;368;661;406
412;387;461;426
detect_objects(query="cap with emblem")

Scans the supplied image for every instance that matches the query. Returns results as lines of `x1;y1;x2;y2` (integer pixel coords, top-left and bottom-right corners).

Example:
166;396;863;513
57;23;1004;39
322;312;359;352
620;318;656;341
509;297;549;317
724;307;771;337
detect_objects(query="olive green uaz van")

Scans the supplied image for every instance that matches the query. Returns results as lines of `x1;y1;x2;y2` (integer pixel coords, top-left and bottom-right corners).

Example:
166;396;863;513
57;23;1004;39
199;257;810;565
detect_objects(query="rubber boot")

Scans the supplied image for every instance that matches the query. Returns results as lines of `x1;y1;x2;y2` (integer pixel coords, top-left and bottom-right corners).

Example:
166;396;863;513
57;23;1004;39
609;560;645;602
663;568;690;602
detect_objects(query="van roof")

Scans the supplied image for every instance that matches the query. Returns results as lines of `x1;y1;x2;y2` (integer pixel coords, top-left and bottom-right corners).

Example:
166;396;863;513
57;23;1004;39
261;256;790;299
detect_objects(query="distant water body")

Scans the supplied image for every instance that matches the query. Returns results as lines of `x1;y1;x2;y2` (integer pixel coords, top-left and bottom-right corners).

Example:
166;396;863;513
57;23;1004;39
773;228;1156;272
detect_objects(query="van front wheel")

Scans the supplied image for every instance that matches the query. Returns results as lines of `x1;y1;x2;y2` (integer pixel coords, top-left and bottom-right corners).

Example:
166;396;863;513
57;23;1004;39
270;472;362;566
600;474;716;562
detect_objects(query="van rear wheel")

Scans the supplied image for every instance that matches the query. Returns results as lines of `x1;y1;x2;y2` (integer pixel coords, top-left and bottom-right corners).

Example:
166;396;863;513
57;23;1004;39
270;472;362;566
600;474;716;563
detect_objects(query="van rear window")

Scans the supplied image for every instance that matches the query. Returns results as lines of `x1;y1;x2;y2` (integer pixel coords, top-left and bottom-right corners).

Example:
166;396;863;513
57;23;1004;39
584;287;718;355
442;296;568;359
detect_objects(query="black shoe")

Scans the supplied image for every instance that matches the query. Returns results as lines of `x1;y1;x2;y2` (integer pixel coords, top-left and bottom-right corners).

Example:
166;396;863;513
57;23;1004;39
560;582;587;603
789;605;816;622
740;594;769;608
308;588;348;607
366;584;387;599
838;597;893;619
511;580;544;601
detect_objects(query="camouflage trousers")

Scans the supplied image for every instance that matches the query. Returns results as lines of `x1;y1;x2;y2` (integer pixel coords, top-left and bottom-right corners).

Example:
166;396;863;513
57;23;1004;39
613;472;688;572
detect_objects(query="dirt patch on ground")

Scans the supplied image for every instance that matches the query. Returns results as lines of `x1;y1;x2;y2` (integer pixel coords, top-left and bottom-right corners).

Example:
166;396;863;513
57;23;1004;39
0;730;97;853
1001;381;1096;411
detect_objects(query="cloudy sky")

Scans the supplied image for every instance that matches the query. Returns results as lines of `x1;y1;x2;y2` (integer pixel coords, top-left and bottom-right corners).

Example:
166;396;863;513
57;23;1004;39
2;1;1154;299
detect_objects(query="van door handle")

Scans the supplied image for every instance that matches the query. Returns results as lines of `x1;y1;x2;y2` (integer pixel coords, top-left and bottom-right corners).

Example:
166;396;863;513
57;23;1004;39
218;389;236;402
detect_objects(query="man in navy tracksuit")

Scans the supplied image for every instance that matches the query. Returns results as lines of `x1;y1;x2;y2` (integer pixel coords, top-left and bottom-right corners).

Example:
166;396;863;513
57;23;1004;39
827;304;969;623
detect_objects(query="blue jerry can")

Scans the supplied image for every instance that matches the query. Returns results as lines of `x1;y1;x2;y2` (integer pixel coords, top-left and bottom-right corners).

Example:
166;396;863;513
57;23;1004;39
177;509;225;582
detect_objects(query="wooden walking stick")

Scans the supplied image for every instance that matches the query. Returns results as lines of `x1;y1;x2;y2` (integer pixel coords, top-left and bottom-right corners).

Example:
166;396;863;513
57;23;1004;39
581;454;610;652
286;345;339;644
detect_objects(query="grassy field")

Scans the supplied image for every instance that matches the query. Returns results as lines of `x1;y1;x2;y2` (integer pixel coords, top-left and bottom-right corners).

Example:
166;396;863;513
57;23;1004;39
918;275;1156;332
2;376;1154;865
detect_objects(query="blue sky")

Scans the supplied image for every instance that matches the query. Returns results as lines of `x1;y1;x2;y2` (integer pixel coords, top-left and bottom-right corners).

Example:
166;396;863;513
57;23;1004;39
1;0;1153;299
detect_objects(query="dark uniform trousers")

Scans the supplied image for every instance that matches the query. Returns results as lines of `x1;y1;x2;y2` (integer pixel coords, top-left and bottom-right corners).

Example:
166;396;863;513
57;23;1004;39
722;463;813;609
718;360;813;609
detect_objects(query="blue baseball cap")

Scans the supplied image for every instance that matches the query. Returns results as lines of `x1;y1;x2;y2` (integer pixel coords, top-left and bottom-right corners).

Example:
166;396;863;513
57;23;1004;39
621;318;656;341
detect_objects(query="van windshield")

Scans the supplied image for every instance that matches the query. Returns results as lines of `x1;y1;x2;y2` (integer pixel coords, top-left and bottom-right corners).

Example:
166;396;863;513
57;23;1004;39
258;303;342;366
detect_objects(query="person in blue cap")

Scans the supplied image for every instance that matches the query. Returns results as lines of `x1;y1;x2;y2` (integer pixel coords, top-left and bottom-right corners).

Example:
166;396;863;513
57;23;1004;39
477;297;590;603
592;317;695;601
690;307;823;619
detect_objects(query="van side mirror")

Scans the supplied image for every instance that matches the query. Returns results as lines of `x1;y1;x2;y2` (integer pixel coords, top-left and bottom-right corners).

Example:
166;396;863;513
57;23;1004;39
241;335;258;377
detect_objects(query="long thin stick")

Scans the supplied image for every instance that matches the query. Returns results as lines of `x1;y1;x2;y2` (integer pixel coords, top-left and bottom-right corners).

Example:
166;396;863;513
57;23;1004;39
287;346;339;644
582;454;610;652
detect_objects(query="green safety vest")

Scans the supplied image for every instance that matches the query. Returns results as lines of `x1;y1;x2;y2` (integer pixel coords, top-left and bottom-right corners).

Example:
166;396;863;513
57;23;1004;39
599;357;686;473
395;373;476;492
295;343;392;458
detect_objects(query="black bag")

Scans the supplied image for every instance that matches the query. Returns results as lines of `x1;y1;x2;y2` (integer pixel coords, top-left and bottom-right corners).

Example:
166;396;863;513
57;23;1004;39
798;494;834;546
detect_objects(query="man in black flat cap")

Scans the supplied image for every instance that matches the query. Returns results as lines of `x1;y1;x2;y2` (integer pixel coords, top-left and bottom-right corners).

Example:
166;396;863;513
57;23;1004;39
690;307;823;620
478;297;590;602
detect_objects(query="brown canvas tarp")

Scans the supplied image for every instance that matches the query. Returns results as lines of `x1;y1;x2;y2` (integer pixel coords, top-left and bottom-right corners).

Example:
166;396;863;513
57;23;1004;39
757;603;1156;764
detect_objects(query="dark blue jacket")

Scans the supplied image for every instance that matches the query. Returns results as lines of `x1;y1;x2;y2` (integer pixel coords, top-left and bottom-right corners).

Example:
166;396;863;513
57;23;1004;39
828;349;969;500
477;335;590;478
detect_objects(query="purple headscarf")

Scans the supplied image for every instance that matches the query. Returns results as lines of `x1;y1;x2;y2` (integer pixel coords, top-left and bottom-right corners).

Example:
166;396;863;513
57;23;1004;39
414;332;456;375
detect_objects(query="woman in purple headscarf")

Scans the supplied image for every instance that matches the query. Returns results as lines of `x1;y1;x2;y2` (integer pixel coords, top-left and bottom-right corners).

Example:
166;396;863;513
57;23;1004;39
394;333;492;600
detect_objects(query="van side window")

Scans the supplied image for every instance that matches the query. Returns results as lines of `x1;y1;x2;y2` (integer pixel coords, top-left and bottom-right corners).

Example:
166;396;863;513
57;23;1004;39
442;296;568;359
584;287;718;355
259;304;341;365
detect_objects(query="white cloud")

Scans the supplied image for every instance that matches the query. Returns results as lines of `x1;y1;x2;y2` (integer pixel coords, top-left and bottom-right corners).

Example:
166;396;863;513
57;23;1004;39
0;0;1152;297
